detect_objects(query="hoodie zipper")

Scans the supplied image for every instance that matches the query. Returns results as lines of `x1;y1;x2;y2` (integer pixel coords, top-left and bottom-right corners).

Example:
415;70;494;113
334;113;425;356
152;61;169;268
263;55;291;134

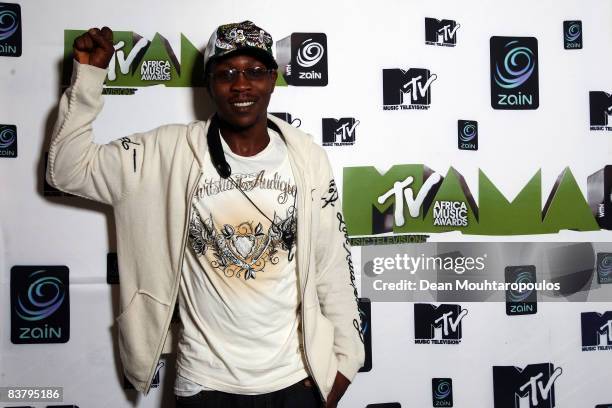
293;162;325;402
144;170;203;394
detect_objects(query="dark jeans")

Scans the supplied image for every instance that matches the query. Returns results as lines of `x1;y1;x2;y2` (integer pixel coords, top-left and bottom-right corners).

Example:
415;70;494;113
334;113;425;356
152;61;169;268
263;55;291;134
175;377;323;408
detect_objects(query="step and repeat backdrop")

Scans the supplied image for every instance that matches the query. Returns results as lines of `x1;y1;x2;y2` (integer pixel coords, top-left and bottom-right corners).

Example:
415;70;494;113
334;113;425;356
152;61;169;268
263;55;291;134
1;0;612;407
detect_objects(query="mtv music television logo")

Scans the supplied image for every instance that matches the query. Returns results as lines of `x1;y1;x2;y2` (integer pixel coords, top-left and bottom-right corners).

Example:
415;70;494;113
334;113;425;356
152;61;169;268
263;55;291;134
457;120;477;151
414;303;468;344
425;18;460;47
493;363;563;408
11;266;70;344
322;118;360;146
270;112;302;127
0;124;17;157
432;378;453;407
563;21;582;49
0;2;21;57
276;33;327;86
383;68;437;110
490;36;539;110
581;311;612;351
589;92;612;131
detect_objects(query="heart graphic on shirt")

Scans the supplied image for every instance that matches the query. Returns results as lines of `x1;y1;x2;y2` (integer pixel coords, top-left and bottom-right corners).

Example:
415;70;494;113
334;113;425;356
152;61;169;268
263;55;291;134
232;235;255;258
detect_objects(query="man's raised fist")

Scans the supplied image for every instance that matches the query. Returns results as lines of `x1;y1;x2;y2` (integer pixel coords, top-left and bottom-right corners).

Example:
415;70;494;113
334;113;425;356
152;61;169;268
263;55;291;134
73;27;114;69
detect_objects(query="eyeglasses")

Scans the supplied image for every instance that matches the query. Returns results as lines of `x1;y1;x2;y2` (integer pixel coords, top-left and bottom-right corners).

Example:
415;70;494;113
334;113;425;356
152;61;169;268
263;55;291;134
209;66;275;83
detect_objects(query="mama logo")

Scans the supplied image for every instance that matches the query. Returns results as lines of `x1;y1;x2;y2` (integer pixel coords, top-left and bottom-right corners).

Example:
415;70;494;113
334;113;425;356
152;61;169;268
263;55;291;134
62;29;206;91
343;164;604;236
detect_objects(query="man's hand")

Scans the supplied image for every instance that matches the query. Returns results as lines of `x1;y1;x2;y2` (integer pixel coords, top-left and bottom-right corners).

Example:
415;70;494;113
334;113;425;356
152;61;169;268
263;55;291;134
325;371;351;408
73;27;114;69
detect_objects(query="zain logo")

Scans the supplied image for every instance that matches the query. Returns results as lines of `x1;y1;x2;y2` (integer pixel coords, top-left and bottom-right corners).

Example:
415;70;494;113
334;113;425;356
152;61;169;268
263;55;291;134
16;270;66;321
0;126;16;148
432;378;453;406
494;41;535;89
434;381;451;399
565;23;581;42
600;255;612;278
296;38;324;68
490;36;539;109
508;270;534;302
460;122;476;142
0;7;18;41
564;21;583;49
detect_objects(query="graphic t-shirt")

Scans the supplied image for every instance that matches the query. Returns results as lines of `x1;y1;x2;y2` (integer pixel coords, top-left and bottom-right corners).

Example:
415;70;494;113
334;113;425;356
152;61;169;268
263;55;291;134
174;130;308;396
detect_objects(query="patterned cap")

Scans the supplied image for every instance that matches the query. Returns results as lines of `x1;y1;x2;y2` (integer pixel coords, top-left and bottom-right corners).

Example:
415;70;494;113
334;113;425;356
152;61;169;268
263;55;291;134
204;20;277;74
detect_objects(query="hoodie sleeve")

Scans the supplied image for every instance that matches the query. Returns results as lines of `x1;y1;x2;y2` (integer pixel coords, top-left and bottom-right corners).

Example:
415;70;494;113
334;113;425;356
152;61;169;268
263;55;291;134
312;144;366;382
46;61;146;205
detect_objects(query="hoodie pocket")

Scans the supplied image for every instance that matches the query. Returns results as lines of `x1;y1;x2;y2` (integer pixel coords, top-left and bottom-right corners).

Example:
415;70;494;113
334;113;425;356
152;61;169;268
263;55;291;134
304;305;338;396
117;290;170;382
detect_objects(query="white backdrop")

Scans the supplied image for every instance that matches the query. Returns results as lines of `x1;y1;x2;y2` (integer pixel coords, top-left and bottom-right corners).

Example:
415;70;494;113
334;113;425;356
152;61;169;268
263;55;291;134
1;0;612;407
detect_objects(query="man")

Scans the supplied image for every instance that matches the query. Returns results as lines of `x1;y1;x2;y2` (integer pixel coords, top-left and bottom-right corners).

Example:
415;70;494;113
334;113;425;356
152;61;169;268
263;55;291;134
47;21;364;408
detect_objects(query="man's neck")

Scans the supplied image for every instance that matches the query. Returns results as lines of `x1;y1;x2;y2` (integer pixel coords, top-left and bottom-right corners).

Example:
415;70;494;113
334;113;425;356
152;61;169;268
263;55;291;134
218;117;270;157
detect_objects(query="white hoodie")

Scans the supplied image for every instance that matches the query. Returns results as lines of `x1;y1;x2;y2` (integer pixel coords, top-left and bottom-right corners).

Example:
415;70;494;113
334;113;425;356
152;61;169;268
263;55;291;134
46;61;365;401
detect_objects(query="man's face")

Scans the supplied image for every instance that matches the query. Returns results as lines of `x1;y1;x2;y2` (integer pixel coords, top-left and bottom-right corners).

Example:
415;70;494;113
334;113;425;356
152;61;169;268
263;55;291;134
208;53;277;129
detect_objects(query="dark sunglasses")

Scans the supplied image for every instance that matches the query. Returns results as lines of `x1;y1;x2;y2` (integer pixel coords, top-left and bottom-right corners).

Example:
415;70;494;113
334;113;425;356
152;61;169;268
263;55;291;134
209;66;275;83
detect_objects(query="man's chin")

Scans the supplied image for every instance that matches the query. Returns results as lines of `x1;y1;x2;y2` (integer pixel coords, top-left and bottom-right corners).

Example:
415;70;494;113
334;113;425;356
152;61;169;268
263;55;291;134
217;113;265;131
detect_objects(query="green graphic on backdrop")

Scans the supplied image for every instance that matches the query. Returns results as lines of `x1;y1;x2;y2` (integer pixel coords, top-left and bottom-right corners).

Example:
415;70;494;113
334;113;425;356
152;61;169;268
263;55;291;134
62;30;288;89
343;165;601;236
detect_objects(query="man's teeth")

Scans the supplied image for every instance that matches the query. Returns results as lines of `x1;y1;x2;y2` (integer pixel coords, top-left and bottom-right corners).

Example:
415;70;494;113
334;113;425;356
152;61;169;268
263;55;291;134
233;101;255;107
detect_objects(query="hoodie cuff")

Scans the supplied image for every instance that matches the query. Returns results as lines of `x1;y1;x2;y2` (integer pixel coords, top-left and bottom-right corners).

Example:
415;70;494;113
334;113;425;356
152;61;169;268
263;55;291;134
71;59;108;90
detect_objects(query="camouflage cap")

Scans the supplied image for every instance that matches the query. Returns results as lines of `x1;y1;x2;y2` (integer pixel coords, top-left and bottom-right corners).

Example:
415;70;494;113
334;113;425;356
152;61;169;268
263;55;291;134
204;20;277;75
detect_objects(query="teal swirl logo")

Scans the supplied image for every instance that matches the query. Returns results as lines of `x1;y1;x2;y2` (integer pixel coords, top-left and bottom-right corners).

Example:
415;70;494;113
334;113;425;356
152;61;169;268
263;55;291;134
509;270;533;302
0;127;16;148
460;123;477;142
565;23;581;42
0;7;18;41
16;270;66;321
494;41;535;89
434;380;451;400
599;255;612;278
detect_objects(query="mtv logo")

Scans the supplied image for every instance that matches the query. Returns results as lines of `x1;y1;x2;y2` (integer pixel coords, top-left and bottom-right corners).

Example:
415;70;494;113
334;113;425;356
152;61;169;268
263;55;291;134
383;68;437;106
269;112;301;127
425;17;460;46
493;363;562;408
589;91;612;127
322;118;359;146
581;311;612;346
414;303;468;340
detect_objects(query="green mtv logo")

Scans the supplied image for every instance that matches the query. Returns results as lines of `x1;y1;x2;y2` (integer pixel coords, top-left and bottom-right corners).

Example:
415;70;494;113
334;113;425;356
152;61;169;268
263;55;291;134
63;30;206;88
343;164;600;236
